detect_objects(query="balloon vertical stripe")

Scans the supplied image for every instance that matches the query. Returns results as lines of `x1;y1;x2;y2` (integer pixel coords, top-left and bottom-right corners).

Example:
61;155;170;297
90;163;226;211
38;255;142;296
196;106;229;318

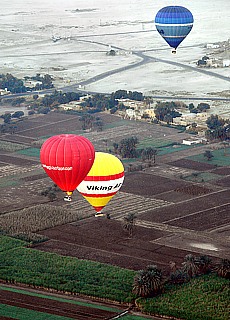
40;134;95;197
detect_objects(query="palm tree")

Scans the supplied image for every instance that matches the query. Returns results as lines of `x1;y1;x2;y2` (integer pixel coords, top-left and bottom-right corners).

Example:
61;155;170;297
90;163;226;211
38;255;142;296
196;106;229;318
163;113;173;124
132;265;163;298
215;259;230;279
182;254;200;278
191;172;199;182
169;268;190;284
132;269;150;297
122;213;136;237
79;114;94;130
196;255;212;275
151;149;158;164
146;265;163;296
204;150;214;161
169;261;177;273
141;147;158;164
118;136;139;158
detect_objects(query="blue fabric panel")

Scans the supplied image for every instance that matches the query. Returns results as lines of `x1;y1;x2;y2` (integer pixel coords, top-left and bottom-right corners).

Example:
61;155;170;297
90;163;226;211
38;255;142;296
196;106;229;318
155;6;194;48
156;25;193;37
155;6;194;24
164;37;185;48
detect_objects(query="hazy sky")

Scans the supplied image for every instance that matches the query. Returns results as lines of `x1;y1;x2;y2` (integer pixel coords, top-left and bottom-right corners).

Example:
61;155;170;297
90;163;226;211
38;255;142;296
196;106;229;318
0;0;229;44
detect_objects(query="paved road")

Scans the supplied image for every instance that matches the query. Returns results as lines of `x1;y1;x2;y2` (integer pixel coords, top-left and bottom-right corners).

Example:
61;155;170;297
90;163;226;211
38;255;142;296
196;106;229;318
1;29;230;101
143;53;230;82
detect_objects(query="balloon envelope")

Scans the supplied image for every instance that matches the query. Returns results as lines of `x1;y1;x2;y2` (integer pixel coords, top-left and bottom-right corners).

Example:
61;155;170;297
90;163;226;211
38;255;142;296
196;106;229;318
77;152;124;214
40;134;95;196
155;6;194;50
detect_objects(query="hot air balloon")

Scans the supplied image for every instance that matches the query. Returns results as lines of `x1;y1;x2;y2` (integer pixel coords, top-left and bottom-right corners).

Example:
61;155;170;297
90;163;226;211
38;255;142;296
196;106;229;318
155;6;194;53
77;152;124;217
40;134;95;201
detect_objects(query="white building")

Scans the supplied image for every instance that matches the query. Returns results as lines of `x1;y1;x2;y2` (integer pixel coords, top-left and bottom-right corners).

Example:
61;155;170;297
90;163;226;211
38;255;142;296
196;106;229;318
223;59;230;67
206;43;220;49
124;108;138;120
182;138;207;145
0;88;10;95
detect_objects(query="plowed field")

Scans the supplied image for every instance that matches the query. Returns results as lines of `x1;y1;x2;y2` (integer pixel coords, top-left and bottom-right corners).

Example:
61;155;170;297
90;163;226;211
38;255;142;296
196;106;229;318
0;288;123;320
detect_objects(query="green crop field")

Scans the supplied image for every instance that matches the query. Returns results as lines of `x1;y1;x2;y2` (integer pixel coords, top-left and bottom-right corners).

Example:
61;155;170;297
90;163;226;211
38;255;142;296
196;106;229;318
1;236;229;320
189;148;230;166
0;236;135;303
0;304;75;320
16;147;40;158
138;274;229;320
0;141;28;152
104;119;131;129
183;172;223;183
137;137;174;149
157;144;191;155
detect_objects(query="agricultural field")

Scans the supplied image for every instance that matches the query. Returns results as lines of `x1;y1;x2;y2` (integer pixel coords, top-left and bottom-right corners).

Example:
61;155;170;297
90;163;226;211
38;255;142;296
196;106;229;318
0;111;229;318
0;285;127;320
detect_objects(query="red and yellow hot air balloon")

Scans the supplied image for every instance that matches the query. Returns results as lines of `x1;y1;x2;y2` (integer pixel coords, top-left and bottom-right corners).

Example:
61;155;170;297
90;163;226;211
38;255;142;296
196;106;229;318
40;134;95;201
77;152;124;216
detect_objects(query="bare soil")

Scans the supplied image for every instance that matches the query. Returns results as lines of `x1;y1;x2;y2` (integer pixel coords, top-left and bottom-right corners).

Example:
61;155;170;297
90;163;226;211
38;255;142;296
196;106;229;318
211;166;230;175
0;153;39;166
169;158;217;171
122;172;212;197
37;218;193;271
0;288;121;320
214;176;230;187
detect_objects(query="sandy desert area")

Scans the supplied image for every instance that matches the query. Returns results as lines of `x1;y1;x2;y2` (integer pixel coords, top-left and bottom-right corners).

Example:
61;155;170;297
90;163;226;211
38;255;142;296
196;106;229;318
0;0;229;100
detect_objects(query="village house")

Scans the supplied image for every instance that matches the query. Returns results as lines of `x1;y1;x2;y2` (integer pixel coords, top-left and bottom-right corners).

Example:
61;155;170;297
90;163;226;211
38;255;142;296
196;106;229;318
182;137;207;145
24;80;43;88
119;98;156;121
0;88;10;95
58;100;83;111
173;112;209;126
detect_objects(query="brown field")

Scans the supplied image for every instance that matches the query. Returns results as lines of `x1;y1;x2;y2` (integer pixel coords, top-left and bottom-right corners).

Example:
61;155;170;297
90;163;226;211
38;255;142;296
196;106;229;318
0;112;229;273
211;166;230;175
169;158;217;171
215;176;230;187
37;218;195;270
36;172;229;271
0;288;124;320
0;153;39;166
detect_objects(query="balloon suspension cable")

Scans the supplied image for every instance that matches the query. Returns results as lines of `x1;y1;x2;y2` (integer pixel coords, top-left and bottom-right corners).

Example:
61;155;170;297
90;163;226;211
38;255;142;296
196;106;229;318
66;191;73;196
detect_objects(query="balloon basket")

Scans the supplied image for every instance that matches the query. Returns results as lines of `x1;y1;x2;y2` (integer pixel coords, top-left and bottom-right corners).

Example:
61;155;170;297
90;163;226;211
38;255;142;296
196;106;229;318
64;196;72;202
95;213;104;217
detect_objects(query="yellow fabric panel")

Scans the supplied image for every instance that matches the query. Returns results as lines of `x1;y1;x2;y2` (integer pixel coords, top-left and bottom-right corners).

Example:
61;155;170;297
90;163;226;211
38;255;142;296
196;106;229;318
83;195;113;207
87;152;124;176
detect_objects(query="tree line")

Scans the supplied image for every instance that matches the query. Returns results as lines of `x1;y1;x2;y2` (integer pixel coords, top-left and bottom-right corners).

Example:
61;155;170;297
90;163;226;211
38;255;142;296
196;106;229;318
133;254;229;298
205;114;230;141
0;73;54;93
0;72;229;143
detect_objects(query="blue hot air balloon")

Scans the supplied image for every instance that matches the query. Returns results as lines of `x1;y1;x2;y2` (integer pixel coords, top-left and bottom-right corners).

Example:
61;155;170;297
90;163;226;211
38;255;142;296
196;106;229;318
155;6;194;53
